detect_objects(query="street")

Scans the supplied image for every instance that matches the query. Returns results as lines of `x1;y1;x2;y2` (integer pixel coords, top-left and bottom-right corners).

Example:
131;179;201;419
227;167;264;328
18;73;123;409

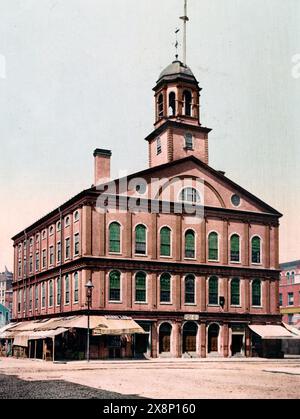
0;357;300;399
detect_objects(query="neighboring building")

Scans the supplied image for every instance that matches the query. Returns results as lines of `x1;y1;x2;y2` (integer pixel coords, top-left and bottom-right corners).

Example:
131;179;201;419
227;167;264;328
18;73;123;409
9;5;291;359
0;303;10;327
279;260;300;326
0;267;13;317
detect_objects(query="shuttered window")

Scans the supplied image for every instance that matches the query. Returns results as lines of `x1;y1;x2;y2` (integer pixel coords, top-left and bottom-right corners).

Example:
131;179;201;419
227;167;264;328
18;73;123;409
208;233;218;261
252;279;261;306
251;236;261;263
135;225;147;255
135;272;146;303
209;277;218;305
160;273;171;303
109;223;121;253
109;271;121;302
230;235;240;262
231;278;240;306
160;227;171;257
185;230;195;258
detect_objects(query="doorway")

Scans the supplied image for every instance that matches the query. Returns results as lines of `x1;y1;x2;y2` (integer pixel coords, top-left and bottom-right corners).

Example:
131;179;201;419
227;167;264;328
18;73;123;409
159;323;172;354
231;334;244;356
208;324;220;354
182;322;197;354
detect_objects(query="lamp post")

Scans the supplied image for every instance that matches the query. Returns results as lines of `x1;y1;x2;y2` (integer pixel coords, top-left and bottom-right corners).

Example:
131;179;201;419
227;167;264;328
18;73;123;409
85;279;94;362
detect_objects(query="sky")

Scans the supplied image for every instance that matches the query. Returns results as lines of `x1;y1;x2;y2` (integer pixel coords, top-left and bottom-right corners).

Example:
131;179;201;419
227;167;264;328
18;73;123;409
0;0;299;270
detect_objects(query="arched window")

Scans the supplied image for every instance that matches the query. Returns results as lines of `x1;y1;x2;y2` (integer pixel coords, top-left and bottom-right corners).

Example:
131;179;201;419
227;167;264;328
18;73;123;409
291;271;295;284
160;273;171;303
230;234;240;262
169;92;176;116
185;230;195;258
251;236;261;264
74;272;79;303
252;279;261;306
109;222;121;253
135;225;147;255
135;272;146;303
185;275;195;304
158;94;164;118
209;276;219;305
208;232;219;261
56;277;61;306
160;227;171;257
180;187;201;204
231;278;240;306
109;271;121;302
287;272;290;284
183;90;192;116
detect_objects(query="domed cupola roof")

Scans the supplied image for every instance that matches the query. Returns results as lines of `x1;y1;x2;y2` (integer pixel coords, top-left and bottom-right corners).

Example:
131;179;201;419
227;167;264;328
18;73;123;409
156;60;198;85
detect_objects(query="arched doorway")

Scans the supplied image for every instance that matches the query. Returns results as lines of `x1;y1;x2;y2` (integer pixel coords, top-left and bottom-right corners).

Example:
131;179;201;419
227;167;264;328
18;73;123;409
159;323;172;354
208;324;220;354
182;322;198;354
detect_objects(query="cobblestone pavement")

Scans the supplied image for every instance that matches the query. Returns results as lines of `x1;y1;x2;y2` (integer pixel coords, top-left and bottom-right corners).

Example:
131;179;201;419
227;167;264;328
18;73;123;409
1;357;300;399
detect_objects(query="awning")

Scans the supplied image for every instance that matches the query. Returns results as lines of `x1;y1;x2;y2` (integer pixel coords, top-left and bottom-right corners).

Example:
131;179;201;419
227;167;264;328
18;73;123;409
92;318;146;336
249;324;300;340
282;323;300;337
12;328;68;347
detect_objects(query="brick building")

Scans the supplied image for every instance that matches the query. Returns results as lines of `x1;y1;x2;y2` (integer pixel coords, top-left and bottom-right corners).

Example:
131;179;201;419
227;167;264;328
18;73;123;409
279;260;300;326
0;267;13;318
8;54;292;360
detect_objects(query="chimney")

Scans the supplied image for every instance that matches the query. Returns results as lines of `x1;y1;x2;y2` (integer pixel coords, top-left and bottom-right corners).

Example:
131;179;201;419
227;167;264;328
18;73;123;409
93;149;112;186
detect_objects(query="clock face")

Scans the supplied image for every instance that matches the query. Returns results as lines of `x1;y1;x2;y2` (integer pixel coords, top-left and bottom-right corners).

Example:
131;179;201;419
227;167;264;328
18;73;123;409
231;194;241;207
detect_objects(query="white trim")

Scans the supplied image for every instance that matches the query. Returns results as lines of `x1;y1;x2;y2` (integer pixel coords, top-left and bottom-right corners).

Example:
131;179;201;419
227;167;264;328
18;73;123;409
64;274;70;306
207;231;220;262
73;271;79;304
229;232;241;264
108;220;123;255
133;223;148;257
65;236;71;261
159;272;172;304
183;228;197;260
250;234;263;265
229;277;241;307
73;232;80;257
159;225;173;258
108;270;122;303
184;273;196;305
134;271;148;304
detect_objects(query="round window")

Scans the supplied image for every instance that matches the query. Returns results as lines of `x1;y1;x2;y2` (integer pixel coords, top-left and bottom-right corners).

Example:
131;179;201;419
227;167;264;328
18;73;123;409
231;194;241;207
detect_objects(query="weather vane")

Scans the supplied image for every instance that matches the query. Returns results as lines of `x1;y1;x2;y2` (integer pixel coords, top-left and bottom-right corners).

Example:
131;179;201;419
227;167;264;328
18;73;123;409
174;28;180;60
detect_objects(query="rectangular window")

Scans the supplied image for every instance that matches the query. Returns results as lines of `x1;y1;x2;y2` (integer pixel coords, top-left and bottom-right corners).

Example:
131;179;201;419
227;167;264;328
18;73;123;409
109;272;121;302
35;285;39;310
42;283;46;308
29;286;33;311
74;273;79;303
157;138;162;155
74;234;80;256
18;260;22;278
29;256;33;273
279;293;283;306
56;277;61;306
42;249;46;269
135;274;146;303
184;133;193;150
36;252;40;272
288;292;294;306
65;238;70;259
18;290;21;313
57;242;61;263
23;258;27;277
49;280;53;307
49;246;54;266
65;275;70;304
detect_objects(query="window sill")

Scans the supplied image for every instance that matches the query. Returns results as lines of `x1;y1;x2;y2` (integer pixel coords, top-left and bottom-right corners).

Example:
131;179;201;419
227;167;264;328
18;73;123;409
230;261;241;264
230;305;242;308
208;259;220;263
134;254;148;258
184;303;196;306
184;258;196;261
109;252;122;256
160;302;173;305
252;305;263;309
208;304;220;307
160;255;172;259
134;302;148;305
108;301;122;304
